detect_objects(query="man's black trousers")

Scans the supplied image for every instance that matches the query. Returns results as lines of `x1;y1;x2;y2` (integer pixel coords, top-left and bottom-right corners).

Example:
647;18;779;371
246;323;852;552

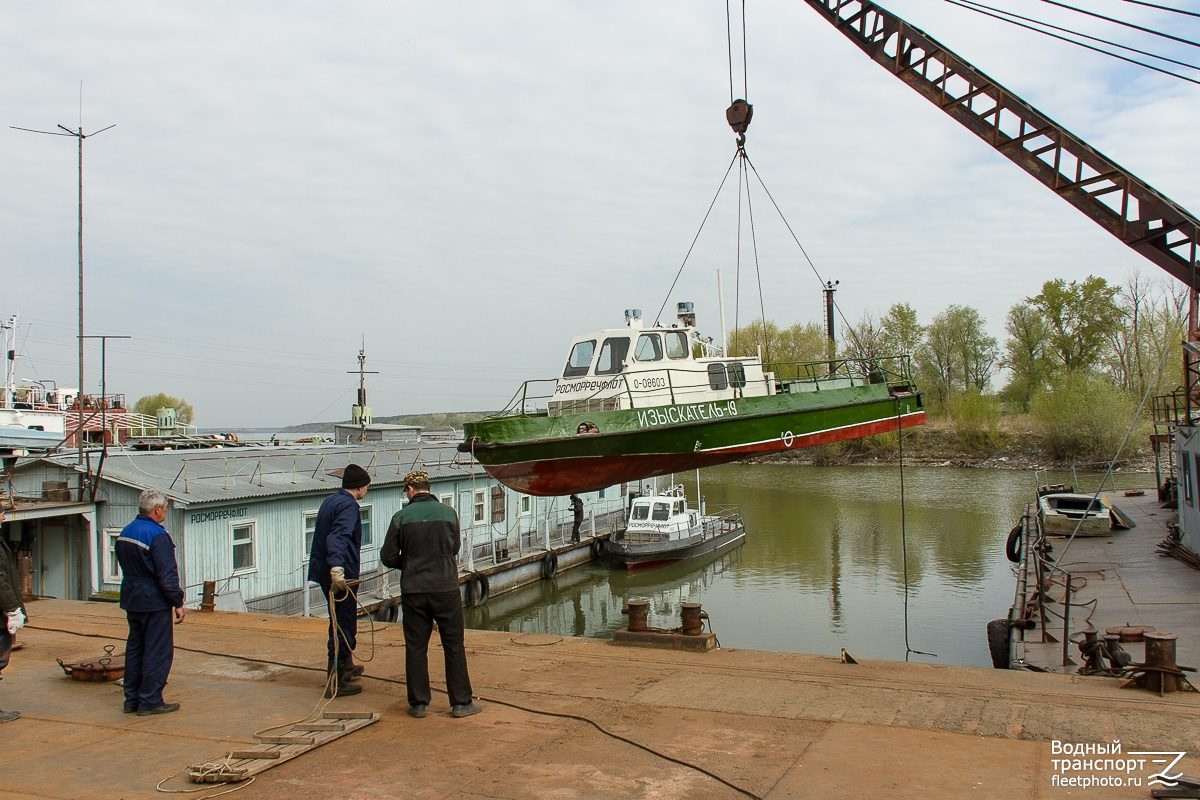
401;590;473;708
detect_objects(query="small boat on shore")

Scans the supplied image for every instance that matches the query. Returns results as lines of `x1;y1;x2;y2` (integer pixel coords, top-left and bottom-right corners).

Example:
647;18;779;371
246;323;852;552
606;485;746;569
461;305;924;496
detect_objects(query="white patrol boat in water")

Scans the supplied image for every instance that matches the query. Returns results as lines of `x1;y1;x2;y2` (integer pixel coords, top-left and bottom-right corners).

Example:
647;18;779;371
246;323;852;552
606;484;746;570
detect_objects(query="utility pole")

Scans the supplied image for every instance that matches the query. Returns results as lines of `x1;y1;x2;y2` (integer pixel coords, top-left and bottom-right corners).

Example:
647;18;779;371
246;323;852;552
12;109;114;469
347;339;378;443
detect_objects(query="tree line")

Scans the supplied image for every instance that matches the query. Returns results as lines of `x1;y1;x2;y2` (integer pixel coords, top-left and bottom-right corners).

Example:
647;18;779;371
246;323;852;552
729;271;1187;460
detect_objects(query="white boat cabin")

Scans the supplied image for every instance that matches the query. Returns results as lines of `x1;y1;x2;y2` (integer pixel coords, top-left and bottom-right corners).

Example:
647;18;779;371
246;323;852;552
549;304;772;417
625;486;702;545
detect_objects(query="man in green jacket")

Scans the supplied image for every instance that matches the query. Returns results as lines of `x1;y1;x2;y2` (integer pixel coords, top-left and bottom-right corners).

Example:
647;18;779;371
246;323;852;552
0;506;27;723
380;470;480;720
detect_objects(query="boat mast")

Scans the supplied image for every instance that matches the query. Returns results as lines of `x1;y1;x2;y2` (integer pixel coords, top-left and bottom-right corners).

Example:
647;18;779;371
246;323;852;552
2;313;15;409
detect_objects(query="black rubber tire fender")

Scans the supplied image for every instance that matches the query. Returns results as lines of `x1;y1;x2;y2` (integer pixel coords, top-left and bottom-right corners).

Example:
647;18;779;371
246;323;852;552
542;551;559;580
466;572;490;608
1005;524;1023;563
589;539;603;560
987;619;1012;669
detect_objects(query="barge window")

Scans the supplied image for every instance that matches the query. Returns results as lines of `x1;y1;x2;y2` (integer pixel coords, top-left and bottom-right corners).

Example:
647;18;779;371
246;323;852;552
707;363;728;390
564;340;596;378
232;521;257;574
635;333;663;362
359;505;373;547
727;362;747;388
303;511;318;556
1186;453;1195;507
652;502;671;521
665;331;688;359
103;529;122;583
632;504;650;521
595;337;630;375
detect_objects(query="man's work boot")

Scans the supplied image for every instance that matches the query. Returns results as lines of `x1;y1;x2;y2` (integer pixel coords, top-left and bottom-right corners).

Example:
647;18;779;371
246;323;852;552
325;657;363;698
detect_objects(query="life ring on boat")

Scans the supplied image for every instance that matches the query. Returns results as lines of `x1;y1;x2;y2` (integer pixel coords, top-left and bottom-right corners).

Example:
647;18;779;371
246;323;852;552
465;572;490;608
590;539;604;560
542;551;559;580
1005;524;1023;563
986;619;1013;669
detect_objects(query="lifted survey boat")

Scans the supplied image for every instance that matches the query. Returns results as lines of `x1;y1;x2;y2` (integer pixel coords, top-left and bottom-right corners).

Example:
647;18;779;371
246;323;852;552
460;305;925;496
606;485;745;570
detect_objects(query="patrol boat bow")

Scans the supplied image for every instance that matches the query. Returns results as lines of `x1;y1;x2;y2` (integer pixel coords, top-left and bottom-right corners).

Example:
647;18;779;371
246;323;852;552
460;305;924;496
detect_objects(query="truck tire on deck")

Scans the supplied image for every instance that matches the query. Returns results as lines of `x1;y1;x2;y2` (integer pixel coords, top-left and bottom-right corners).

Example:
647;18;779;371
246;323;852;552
466;572;490;607
542;552;559;580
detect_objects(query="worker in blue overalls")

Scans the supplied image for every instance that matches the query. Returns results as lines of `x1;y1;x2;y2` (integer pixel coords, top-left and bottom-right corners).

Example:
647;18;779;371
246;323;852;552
116;489;185;715
308;463;371;697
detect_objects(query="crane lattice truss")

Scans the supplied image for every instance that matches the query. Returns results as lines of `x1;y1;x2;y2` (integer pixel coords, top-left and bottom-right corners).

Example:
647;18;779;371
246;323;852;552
803;0;1200;290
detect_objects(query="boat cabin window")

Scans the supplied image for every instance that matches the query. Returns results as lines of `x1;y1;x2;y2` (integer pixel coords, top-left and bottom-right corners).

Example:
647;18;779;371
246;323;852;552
652;502;671;521
707;363;728;390
727;362;747;388
665;331;688;359
595;337;630;375
563;340;596;378
634;333;663;362
673;501;684;515
631;503;650;521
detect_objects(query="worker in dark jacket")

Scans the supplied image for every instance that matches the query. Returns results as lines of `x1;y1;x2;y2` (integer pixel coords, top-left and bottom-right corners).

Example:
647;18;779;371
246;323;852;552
0;506;27;723
570;494;584;543
116;489;185;716
307;463;371;697
381;469;480;719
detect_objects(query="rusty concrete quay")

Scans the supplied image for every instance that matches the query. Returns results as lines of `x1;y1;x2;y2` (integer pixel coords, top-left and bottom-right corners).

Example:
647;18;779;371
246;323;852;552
8;600;1200;799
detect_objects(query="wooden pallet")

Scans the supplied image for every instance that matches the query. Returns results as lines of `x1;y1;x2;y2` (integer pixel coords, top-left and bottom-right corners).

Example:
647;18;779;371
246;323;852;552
189;710;381;783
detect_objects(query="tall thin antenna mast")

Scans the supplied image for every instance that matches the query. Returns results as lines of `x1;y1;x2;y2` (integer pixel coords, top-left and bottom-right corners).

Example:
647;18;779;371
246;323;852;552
347;338;379;443
12;102;114;471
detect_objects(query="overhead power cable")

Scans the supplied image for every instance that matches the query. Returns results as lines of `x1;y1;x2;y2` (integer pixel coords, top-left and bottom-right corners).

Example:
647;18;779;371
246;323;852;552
1122;0;1200;19
1037;0;1200;48
955;0;1200;72
944;0;1200;85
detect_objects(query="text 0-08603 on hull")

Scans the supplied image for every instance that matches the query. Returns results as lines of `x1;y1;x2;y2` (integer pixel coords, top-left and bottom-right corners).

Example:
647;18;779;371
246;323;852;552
460;307;925;496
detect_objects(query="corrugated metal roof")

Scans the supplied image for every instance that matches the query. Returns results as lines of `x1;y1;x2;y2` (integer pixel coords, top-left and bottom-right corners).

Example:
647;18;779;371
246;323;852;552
33;442;486;506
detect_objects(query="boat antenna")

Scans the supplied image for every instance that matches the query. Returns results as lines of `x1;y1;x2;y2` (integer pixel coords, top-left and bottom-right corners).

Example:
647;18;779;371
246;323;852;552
12;88;114;475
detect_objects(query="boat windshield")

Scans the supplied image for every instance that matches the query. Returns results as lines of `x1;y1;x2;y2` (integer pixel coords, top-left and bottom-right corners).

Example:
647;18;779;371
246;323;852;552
652;502;671;521
596;337;630;375
707;363;728;390
564;340;596;378
634;333;663;362
665;331;689;359
673;501;684;515
631;503;650;521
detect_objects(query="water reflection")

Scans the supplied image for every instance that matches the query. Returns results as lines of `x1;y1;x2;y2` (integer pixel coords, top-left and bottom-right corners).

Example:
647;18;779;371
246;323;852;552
465;464;1154;667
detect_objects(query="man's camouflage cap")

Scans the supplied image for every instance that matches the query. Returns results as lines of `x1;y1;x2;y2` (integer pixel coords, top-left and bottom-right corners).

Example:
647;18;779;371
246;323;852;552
403;470;430;487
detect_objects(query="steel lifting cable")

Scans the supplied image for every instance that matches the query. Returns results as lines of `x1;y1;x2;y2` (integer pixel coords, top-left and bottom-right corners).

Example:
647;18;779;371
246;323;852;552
896;400;937;661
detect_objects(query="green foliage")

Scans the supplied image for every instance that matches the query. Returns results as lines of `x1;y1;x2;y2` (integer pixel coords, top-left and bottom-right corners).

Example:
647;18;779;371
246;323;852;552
133;393;194;424
728;319;828;364
1030;276;1121;371
1000;304;1052;412
946;391;1002;451
1030;370;1138;462
915;304;998;407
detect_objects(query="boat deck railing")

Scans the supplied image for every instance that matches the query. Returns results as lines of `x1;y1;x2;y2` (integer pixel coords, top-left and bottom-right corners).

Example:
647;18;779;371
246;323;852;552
488;354;917;419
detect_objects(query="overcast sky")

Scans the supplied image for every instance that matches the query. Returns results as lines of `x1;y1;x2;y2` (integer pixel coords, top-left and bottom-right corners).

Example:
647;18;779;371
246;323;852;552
2;1;1197;428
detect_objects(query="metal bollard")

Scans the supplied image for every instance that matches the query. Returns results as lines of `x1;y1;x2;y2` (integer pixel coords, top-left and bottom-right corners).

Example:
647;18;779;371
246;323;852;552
622;599;649;632
1144;631;1181;694
680;602;708;635
200;580;217;612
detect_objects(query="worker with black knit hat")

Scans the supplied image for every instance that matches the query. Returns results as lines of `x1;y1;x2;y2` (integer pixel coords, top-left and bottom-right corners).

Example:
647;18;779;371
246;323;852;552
307;462;372;697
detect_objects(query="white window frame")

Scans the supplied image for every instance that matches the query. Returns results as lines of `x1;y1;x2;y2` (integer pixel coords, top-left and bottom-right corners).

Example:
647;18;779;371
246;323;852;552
473;489;486;524
103;528;122;583
302;511;319;558
520;496;532;516
231;519;258;575
440;493;453;506
359;503;374;548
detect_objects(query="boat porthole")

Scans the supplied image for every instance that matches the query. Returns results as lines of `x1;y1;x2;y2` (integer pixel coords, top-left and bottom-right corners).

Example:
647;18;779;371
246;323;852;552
542;552;559;580
1005;525;1022;563
466;572;490;607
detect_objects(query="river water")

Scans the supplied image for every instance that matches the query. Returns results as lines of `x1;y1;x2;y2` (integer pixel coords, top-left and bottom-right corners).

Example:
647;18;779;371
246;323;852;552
464;463;1157;668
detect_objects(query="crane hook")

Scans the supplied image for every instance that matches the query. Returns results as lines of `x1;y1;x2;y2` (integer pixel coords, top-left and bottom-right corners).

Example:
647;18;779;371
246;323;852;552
726;98;753;147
